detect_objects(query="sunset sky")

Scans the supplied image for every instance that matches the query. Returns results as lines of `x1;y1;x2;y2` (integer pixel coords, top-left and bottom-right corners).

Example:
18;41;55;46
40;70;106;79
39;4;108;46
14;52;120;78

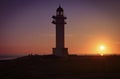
0;0;120;56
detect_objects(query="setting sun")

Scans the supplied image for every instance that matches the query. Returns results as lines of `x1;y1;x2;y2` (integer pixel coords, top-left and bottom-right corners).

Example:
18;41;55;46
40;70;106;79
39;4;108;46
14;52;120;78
100;45;105;51
99;45;106;56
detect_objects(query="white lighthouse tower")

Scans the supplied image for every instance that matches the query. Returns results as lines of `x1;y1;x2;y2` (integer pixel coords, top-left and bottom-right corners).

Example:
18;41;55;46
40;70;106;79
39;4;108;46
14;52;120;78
52;6;68;57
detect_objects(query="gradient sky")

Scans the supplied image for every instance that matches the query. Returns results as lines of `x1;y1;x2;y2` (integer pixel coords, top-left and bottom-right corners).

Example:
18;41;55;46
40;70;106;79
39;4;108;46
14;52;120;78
0;0;120;56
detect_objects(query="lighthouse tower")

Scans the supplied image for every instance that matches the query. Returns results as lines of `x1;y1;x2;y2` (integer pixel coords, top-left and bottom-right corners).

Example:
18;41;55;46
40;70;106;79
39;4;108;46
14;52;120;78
52;6;68;57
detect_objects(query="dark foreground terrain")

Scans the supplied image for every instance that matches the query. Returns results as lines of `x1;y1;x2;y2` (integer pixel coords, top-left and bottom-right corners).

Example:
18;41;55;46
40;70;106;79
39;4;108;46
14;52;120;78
0;55;120;79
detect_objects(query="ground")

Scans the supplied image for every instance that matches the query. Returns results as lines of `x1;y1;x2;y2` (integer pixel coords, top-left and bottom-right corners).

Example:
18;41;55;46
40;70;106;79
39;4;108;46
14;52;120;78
0;55;120;79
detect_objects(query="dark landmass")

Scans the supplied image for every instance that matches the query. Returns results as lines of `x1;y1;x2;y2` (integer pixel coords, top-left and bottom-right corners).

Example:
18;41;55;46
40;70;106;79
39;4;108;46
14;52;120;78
0;55;120;79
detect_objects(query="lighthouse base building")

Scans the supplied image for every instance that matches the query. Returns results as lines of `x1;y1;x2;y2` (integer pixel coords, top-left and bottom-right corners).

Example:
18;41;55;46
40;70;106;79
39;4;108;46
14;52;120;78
53;48;68;57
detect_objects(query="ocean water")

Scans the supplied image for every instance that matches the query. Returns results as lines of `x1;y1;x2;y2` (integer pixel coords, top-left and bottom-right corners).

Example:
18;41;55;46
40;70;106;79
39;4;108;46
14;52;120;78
0;56;20;60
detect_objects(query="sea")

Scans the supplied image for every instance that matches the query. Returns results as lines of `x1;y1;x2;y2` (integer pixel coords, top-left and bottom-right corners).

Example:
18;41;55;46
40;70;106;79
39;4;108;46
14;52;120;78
0;55;21;60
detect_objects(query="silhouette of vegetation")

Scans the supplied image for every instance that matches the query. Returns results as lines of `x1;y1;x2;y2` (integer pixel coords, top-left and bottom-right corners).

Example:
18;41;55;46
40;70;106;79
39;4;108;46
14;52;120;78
0;55;120;79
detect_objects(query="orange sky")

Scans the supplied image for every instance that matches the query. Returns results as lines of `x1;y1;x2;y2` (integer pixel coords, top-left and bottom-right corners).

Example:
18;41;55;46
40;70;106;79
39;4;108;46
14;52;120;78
0;0;120;56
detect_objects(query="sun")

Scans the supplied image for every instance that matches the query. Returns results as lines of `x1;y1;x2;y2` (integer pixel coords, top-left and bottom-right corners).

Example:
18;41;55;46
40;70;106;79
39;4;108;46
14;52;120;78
98;45;105;56
100;45;105;50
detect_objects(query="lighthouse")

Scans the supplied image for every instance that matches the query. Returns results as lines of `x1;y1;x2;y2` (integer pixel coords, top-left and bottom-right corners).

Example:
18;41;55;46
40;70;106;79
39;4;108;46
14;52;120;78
52;6;68;57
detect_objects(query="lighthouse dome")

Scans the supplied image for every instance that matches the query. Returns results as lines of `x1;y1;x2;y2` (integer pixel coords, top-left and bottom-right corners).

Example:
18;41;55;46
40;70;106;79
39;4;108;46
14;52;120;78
57;6;63;12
